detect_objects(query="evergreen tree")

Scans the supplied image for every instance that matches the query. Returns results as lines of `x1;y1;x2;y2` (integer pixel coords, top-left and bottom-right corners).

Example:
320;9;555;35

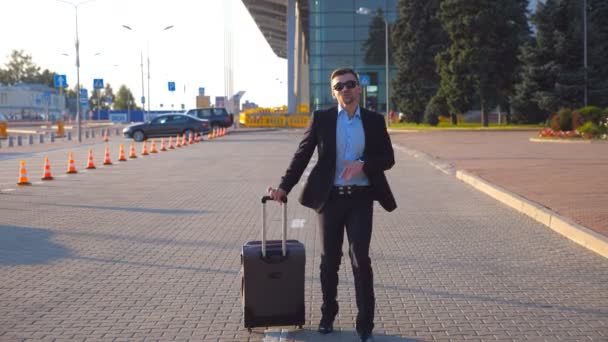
587;0;608;108
391;0;448;123
362;8;392;65
438;0;529;126
513;0;591;122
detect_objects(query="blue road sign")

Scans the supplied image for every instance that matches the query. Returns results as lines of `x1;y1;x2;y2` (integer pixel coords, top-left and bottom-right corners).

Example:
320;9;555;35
106;97;112;104
359;75;370;86
168;81;175;92
141;96;146;104
80;88;88;99
93;78;104;89
54;74;67;88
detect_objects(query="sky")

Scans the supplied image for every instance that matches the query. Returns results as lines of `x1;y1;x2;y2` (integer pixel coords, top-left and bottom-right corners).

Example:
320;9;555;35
0;0;288;110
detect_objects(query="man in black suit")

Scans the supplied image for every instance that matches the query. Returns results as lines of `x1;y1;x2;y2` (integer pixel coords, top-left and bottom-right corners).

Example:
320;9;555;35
267;67;396;342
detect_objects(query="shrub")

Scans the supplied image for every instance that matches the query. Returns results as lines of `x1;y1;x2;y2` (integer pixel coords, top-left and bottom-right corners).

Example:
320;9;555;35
571;110;586;130
550;114;561;131
576;106;604;125
424;112;439;126
577;121;600;138
558;108;573;131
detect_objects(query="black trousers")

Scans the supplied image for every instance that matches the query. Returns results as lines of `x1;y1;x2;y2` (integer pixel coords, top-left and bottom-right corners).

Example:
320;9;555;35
318;188;375;335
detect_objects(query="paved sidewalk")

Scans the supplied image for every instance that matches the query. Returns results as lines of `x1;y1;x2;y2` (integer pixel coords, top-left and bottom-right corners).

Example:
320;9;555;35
1;129;607;341
389;129;608;255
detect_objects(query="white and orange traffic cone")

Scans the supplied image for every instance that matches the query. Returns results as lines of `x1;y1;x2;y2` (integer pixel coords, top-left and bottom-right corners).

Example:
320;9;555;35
168;136;175;149
150;139;158;153
141;141;149;155
86;149;96;169
181;134;187;146
188;132;193;145
41;157;53;180
103;146;112;165
103;129;109;142
175;135;182;148
160;137;167;151
129;143;137;159
17;160;31;185
118;144;127;162
67;152;78;174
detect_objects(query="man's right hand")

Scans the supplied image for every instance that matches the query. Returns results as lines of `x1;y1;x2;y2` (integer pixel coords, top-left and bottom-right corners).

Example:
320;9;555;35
266;186;287;203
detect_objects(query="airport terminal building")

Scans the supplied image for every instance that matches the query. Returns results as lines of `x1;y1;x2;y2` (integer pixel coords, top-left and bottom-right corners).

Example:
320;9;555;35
242;0;398;114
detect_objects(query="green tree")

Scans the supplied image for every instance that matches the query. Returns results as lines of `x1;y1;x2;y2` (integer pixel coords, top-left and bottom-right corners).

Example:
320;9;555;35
0;50;41;85
587;0;608;108
362;8;393;65
391;0;448;124
114;85;137;111
438;0;529;126
513;0;588;122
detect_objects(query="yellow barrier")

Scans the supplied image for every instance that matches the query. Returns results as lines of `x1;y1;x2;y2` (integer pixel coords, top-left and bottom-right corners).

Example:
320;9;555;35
240;114;310;128
56;119;65;137
0;121;7;138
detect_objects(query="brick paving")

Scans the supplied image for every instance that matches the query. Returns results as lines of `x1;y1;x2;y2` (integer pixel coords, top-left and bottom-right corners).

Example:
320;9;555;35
0;128;606;341
389;129;608;238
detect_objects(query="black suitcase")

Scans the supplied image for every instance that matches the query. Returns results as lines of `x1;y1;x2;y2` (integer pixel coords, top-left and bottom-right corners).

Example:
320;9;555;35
241;196;306;331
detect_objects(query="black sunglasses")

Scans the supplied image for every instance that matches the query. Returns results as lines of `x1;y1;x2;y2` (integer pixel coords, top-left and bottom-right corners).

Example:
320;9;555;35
332;80;358;91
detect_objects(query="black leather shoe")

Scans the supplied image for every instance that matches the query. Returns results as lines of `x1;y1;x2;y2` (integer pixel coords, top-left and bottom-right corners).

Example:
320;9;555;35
317;323;333;334
359;332;374;341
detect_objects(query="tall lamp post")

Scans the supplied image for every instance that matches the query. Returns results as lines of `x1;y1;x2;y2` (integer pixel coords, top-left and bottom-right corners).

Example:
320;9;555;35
357;4;390;127
122;24;174;119
55;0;95;142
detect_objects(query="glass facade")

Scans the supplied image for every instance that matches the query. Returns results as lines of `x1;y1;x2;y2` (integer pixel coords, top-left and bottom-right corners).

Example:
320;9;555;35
308;0;398;112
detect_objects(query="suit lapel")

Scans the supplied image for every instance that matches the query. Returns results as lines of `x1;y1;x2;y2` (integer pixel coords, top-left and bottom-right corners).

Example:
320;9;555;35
326;107;338;161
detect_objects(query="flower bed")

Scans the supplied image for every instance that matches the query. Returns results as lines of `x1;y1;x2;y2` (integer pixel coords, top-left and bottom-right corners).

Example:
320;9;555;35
537;128;596;140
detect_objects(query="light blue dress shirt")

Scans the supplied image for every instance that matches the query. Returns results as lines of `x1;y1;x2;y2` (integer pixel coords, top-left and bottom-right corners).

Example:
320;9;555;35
334;105;369;186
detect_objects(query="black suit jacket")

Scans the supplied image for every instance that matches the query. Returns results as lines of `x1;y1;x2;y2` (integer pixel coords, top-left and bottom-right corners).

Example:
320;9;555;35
278;106;397;213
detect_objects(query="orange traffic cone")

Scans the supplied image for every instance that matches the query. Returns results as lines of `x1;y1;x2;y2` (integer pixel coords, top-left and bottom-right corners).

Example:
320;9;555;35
103;146;112;165
150;139;158;153
103;129;109;142
194;133;200;143
160;137;167;151
181;134;187;146
41;157;53;180
141;141;149;155
129;143;137;159
118;144;127;162
86;149;96;169
175;135;182;148
168;136;175;149
17;160;31;185
67;152;78;174
188;132;194;144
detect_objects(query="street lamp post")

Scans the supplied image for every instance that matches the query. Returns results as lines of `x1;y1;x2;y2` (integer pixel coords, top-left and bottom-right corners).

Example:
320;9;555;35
122;24;174;119
55;0;95;142
357;3;390;127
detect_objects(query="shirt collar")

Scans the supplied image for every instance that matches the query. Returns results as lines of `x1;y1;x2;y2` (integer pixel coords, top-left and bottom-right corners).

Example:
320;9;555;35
337;104;361;119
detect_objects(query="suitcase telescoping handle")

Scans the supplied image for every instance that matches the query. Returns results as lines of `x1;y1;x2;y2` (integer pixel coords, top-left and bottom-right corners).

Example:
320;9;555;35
261;196;288;257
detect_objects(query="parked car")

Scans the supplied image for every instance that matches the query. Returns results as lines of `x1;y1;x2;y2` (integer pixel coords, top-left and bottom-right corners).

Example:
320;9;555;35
185;107;234;128
123;113;210;142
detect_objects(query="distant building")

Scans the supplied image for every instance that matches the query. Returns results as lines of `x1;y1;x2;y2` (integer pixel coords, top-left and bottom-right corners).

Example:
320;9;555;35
0;83;65;121
242;100;258;111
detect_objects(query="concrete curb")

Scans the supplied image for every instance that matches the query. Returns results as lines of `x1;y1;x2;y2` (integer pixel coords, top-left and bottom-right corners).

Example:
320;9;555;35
529;137;608;144
456;170;608;258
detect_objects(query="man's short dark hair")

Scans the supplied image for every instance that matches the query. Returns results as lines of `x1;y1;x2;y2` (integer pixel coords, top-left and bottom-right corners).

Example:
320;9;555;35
330;68;359;82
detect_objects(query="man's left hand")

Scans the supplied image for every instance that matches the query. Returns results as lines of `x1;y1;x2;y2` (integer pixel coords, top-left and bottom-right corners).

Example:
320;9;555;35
339;160;364;181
